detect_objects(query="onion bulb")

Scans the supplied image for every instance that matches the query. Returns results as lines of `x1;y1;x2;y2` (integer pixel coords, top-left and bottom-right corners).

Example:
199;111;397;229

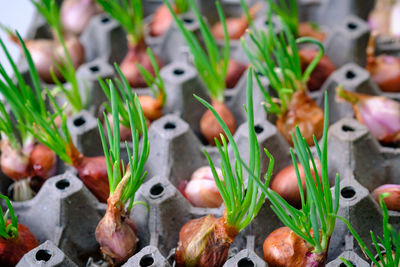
61;0;102;35
175;213;238;267
372;184;400;211
390;1;400;38
271;160;322;209
200;100;237;145
276;91;324;146
0;220;39;267
212;3;262;40
0;140;32;181
368;1;392;36
299;49;336;92
28;143;57;180
149;4;176;37
263;227;327;267
366;54;400;93
298;22;326;42
337;87;400;144
225;59;247;89
120;40;163;88
181;166;223;208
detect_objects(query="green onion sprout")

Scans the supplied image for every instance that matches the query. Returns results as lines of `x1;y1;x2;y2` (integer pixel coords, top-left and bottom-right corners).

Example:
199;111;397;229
0;195;18;239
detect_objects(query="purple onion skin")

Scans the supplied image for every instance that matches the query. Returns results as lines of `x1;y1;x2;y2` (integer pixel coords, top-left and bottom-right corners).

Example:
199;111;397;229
305;252;327;267
61;0;102;35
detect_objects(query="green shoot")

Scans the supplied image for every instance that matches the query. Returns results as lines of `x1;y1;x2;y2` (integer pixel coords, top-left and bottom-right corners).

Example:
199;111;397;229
31;0;85;113
337;193;400;267
96;0;143;46
98;63;143;132
98;80;150;212
0;33;47;149
174;0;190;14
265;0;299;36
194;67;274;231
0;195;18;239
242;18;324;115
244;91;341;254
137;48;166;106
166;0;229;103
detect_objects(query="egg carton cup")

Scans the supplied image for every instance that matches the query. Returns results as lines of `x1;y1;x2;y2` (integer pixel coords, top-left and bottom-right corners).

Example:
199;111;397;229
375;35;400;57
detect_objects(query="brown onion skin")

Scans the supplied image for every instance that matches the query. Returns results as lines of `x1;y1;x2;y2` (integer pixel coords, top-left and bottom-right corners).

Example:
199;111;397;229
366;55;400;93
67;142;110;202
299;49;336;92
263;227;327;267
271;160;321;209
372;184;400;211
298;22;326;42
200;100;237;146
61;0;102;35
120;40;163;88
276;91;324;146
149;4;175;37
138;95;163;121
0;221;39;267
28;143;57;180
95;198;138;265
175;213;238;267
24;35;85;84
226;59;248;89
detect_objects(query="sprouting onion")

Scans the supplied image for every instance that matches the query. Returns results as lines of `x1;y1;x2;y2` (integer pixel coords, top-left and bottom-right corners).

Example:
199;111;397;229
243;91;341;266
166;0;237;145
338;193;400;267
0;34;57;201
265;0;299;37
150;0;189;37
242;18;325;146
95;78;149;264
0;194;39;266
174;68;274;267
32;0;86;113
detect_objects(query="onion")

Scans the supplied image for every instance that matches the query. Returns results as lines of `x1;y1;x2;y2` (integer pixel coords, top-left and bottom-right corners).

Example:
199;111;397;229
366;54;400;93
61;0;102;35
138;95;163;121
28;143;57;180
299;49;336;92
0;220;39;267
95;196;138;264
175;214;238;267
271;160;322;209
200;100;237;145
149;4;175;37
120;40;163;88
19;35;85;83
337;88;400;144
372;184;400;211
225;59;247;89
0;140;31;181
67;142;110;202
390;1;400;38
298;22;326;42
276;91;324;146
212;3;261;40
182;166;223;208
263;227;327;267
368;1;392;35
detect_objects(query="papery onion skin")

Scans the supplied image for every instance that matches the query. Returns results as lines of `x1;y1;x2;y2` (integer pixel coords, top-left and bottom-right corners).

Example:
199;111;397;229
263;227;327;267
372;184;400;211
175;214;238;267
299;49;335;92
366;55;400;93
200;101;237;146
67;142;110;202
120;40;163;88
276;91;324;146
138;95;163;121
149;4;175;37
298;22;326;42
29;143;57;180
271;160;321;209
0;221;39;267
337;89;400;144
225;59;247;89
25;35;85;84
184;166;223;208
95;198;138;265
61;0;102;35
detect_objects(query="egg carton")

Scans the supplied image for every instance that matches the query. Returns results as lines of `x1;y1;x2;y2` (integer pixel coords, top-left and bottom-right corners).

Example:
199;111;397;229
375;35;400;57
